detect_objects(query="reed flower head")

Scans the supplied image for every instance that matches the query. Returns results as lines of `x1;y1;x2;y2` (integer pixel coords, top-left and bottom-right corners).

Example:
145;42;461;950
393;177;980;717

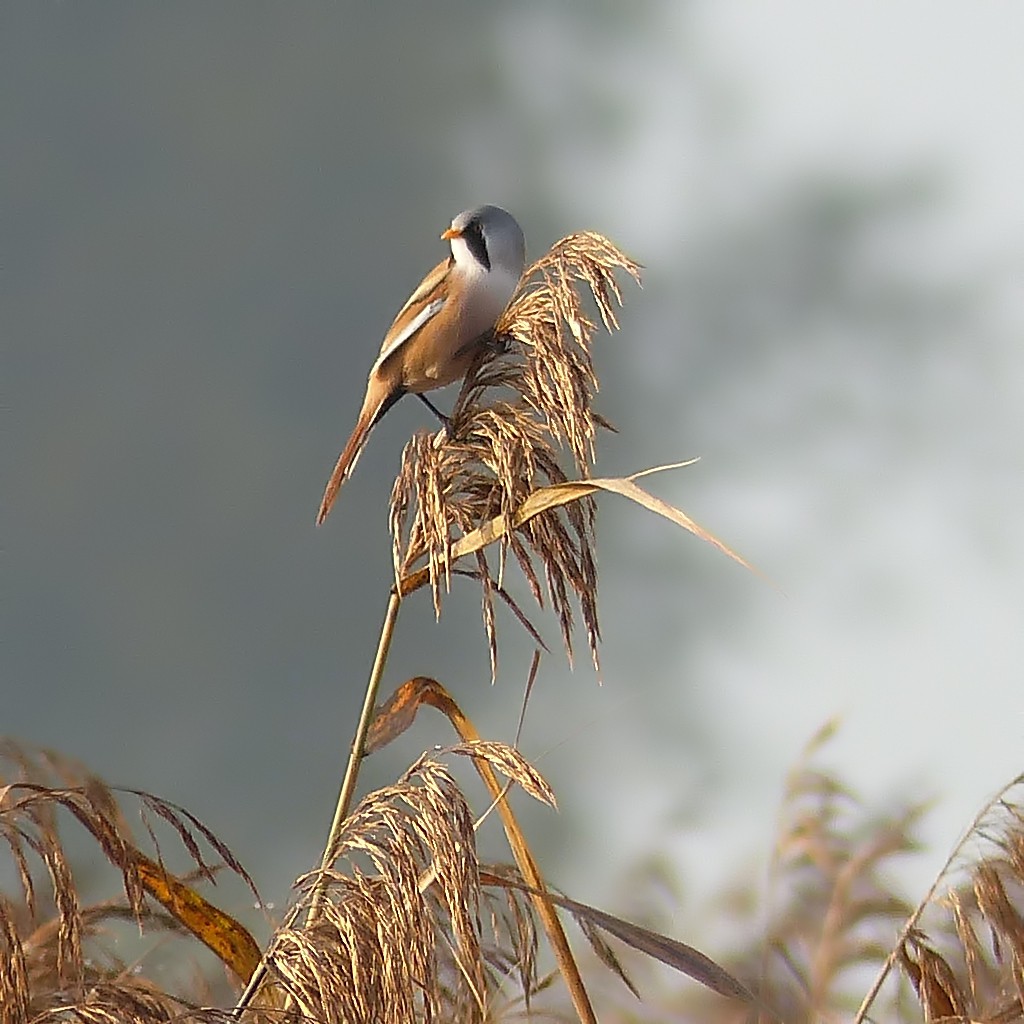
390;232;641;676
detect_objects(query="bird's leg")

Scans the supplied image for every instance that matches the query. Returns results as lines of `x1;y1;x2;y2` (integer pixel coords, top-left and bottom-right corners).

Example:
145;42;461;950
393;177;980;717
416;328;513;439
416;393;453;433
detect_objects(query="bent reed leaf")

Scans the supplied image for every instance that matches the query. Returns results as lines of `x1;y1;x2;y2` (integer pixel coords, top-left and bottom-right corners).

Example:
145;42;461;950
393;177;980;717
399;464;756;598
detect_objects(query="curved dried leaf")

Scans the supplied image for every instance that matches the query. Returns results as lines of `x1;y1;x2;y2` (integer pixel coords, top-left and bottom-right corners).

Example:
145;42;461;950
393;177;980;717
481;870;753;1004
400;463;756;598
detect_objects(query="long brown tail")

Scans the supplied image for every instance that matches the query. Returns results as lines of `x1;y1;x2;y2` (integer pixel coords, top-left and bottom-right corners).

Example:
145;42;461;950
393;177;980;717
316;385;406;525
316;410;374;525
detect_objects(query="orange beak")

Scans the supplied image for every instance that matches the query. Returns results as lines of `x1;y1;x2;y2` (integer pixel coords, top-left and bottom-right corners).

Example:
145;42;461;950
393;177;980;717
440;227;462;240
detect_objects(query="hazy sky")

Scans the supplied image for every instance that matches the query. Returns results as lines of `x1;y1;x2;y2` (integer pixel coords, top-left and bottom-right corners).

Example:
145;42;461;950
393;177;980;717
653;0;1024;901
702;4;1024;259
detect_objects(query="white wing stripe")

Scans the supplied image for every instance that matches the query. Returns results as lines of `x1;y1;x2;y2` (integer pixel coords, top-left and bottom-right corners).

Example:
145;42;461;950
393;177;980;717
371;298;446;374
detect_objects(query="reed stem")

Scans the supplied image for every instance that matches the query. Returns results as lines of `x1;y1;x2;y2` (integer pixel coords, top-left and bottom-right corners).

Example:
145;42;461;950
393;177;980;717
306;588;402;924
231;588;402;1015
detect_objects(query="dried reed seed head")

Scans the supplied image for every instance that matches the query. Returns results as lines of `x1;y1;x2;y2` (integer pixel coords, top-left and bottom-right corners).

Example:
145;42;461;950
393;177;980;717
390;231;639;673
879;779;1024;1024
268;752;549;1023
0;742;257;1021
480;865;540;1006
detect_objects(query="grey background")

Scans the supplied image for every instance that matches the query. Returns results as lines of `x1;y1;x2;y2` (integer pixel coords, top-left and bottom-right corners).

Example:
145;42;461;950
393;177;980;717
5;0;1024;957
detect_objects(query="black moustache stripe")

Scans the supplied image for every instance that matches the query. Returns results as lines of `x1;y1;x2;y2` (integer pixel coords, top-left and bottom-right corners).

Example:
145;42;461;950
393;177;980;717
462;220;490;271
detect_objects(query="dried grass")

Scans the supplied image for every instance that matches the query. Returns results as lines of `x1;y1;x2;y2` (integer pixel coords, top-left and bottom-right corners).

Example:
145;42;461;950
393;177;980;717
389;232;641;677
759;723;923;1021
247;744;565;1023
589;724;1024;1024
627;723;922;1024
2;729;752;1024
869;774;1024;1024
19;720;1024;1024
0;741;255;1023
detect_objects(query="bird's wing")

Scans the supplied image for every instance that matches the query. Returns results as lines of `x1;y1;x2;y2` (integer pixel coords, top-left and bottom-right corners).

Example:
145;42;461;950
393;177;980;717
371;257;453;373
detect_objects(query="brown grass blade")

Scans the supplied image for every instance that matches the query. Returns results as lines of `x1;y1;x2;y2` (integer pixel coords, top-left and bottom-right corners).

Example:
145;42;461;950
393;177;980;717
398;463;756;600
134;856;262;983
481;871;753;1004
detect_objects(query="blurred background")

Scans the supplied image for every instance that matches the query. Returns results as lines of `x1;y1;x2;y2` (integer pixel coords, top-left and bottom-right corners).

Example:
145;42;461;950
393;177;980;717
5;0;1024;990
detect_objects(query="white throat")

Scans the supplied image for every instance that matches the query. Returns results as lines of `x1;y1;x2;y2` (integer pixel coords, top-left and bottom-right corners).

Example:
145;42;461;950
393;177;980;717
448;233;519;324
449;233;488;280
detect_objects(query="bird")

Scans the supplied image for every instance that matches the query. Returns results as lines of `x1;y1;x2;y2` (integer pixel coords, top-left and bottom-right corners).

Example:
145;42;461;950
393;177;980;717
316;204;526;525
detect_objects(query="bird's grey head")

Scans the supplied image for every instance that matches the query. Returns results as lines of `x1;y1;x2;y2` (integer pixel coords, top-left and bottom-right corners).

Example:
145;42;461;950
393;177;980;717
446;205;526;279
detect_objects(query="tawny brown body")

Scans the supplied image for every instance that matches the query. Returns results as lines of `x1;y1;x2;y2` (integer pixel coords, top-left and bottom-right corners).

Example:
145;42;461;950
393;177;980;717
316;206;526;525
